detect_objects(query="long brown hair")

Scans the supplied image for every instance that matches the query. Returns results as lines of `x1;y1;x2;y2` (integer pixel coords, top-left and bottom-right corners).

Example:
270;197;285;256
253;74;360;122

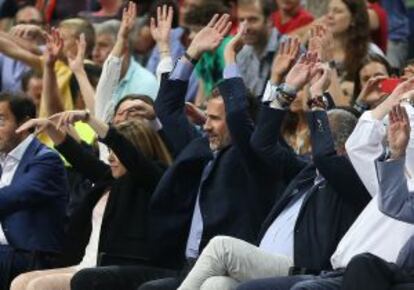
116;120;172;166
341;0;370;81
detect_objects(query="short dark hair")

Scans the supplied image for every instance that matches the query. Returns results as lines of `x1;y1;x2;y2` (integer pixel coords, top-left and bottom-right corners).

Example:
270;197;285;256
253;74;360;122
238;0;276;18
113;94;154;115
0;92;36;124
21;70;42;92
184;2;229;27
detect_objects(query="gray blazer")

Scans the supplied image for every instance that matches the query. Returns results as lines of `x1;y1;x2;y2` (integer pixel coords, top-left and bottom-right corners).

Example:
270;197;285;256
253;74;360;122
376;157;414;268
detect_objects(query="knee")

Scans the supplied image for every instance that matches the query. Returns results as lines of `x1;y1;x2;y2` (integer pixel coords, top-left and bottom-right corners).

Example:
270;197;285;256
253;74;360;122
347;253;379;270
71;268;99;290
200;276;238;290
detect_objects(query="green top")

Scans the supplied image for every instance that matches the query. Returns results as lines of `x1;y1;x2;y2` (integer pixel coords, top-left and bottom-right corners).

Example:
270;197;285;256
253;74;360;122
195;36;232;98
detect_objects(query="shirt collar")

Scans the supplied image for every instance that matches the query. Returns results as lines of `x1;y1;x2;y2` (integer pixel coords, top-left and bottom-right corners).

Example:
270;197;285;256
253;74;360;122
3;134;34;162
120;57;138;84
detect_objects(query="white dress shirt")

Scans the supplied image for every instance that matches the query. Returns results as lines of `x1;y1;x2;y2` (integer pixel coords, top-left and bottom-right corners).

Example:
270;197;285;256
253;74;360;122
330;111;414;269
0;134;34;244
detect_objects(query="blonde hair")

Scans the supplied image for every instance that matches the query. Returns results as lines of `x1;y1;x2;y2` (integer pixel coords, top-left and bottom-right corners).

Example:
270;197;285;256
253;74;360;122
115;119;172;166
59;18;95;58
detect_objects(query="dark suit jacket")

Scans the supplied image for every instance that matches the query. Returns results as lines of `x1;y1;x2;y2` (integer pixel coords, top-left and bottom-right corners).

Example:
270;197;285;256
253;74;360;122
150;77;284;269
253;107;371;272
0;137;68;253
55;127;166;266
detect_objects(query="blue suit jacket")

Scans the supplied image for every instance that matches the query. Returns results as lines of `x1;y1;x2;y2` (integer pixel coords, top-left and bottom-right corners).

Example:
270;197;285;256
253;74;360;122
0;137;68;253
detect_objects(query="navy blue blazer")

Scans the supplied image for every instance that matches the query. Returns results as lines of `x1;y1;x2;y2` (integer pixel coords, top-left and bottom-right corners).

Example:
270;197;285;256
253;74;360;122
0;137;68;253
150;77;284;269
253;107;371;272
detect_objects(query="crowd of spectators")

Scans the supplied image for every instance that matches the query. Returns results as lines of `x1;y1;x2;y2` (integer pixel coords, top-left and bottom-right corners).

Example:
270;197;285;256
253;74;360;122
0;0;413;290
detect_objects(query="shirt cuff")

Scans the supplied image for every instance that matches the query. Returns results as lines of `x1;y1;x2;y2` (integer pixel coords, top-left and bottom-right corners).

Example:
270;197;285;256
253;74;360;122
169;58;194;81
223;64;241;79
262;81;278;103
149;118;163;131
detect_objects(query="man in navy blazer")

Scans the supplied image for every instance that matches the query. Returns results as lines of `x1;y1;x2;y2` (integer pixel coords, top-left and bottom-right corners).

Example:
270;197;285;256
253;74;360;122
0;92;68;288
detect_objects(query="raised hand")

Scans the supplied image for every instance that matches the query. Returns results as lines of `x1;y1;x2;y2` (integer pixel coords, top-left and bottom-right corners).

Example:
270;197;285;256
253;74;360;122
308;24;334;63
44;27;63;66
223;21;246;64
388;105;411;159
389;77;414;102
271;37;300;85
309;62;332;96
150;5;173;54
284;52;318;91
185;102;207;126
67;33;86;74
355;75;387;107
118;1;137;41
186;14;232;60
10;24;47;42
16;118;54;135
53;110;89;130
116;99;156;121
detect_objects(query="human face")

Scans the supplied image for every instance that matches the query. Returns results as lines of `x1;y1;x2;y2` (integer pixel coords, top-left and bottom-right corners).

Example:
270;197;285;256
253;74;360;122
237;2;271;47
276;0;301;14
203;97;231;151
108;150;127;178
0;102;24;154
326;0;352;36
25;77;43;109
93;33;116;66
15;7;43;25
359;61;389;88
179;0;203;26
59;27;78;59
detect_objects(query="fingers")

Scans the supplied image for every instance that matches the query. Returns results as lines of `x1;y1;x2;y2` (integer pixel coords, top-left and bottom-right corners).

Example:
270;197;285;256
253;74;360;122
215;14;231;35
207;14;220;28
167;6;174;25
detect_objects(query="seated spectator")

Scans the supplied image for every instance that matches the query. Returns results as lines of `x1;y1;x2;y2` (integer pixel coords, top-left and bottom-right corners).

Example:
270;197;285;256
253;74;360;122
352;53;392;114
10;107;172;290
94;2;159;123
236;0;288;97
92;20;120;66
21;70;42;113
0;92;68;289
233;77;414;290
177;51;370;290
272;0;314;34
69;15;281;290
339;104;414;290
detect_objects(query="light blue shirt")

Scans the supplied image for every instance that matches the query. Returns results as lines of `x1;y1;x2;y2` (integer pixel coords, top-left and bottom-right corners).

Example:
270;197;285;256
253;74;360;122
259;175;325;259
113;57;159;103
0;54;30;92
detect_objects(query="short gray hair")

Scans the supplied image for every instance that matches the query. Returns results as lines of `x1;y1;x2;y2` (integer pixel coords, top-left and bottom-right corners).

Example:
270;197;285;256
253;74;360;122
327;109;358;150
94;19;121;40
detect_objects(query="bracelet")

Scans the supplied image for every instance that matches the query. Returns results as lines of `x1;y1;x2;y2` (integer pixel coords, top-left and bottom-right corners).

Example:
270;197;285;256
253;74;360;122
184;52;198;66
353;101;369;114
307;95;328;110
159;49;170;54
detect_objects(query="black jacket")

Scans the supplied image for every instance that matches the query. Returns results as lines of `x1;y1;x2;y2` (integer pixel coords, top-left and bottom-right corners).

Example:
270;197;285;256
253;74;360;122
149;77;285;269
254;107;371;272
55;127;166;266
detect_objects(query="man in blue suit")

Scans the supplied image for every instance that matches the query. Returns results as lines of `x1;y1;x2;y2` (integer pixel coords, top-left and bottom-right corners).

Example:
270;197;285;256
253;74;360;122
0;92;68;289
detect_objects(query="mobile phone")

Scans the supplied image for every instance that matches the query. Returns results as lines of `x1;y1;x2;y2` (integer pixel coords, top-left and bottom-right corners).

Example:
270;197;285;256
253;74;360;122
379;78;401;94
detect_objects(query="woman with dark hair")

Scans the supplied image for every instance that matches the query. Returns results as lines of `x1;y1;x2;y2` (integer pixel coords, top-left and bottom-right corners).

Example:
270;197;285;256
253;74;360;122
352;53;393;113
325;0;378;81
10;111;172;290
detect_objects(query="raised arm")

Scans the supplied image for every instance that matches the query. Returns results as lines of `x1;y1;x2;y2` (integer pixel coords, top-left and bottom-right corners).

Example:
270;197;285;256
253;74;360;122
41;28;65;116
54;110;165;186
0;31;42;71
67;33;96;115
154;13;231;155
376;105;414;223
150;5;174;82
306;63;370;205
94;1;136;122
16;118;109;183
